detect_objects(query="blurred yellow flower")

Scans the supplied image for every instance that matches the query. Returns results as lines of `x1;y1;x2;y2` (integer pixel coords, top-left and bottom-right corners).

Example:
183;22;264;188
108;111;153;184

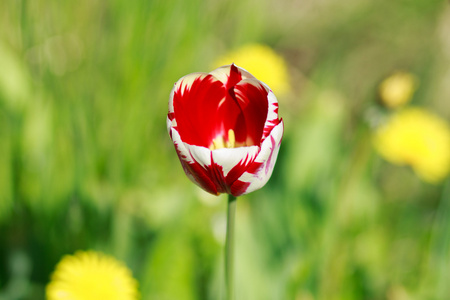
46;250;139;300
373;108;450;183
213;44;290;96
378;71;418;109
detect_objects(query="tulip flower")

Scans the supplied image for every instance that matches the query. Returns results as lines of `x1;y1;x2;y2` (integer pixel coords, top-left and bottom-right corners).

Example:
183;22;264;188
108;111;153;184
167;64;283;197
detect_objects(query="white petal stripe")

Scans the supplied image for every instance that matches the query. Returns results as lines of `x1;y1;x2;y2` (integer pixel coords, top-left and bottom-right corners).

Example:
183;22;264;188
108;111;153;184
173;73;208;96
184;143;212;168
237;121;283;194
169;127;196;165
211;146;260;177
266;91;279;122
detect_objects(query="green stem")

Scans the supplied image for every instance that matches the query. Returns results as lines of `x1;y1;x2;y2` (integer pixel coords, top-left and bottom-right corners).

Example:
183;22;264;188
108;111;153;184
225;194;237;300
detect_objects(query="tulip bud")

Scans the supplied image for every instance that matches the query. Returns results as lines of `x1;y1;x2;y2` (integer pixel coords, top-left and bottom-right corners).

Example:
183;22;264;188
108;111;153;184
167;64;283;196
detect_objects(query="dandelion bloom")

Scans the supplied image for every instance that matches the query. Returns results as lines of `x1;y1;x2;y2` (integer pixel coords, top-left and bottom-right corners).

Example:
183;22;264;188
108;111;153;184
373;108;450;183
167;64;283;196
379;71;418;109
213;44;289;96
46;251;139;300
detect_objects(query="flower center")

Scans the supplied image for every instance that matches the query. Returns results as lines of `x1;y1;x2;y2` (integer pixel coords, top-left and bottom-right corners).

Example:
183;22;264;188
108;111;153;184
210;129;238;150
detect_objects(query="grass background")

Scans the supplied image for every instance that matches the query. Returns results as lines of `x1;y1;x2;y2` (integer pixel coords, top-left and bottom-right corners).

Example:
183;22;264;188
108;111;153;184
1;0;450;299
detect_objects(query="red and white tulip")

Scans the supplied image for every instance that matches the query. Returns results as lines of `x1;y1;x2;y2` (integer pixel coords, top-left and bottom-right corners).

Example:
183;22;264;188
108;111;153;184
167;64;283;196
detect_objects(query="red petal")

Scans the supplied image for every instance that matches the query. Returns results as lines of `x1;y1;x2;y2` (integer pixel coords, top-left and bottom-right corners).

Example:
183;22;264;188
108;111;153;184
208;150;257;195
173;75;225;148
229;160;263;196
172;67;269;148
179;156;219;195
233;80;269;145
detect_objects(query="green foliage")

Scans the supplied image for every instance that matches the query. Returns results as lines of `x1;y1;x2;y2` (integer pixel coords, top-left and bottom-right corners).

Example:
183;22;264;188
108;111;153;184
0;0;449;299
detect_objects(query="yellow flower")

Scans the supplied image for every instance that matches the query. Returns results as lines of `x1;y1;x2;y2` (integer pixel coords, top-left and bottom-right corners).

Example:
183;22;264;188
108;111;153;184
46;250;139;300
373;108;450;183
378;71;418;109
213;44;290;96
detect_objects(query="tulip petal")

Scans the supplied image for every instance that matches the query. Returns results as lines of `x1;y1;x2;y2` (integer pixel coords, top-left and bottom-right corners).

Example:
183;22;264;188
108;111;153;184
211;146;260;177
185;143;212;168
209;64;256;85
186;144;260;195
171;72;228;148
262;91;280;140
169;126;219;195
234;78;270;145
173;72;209;97
232;120;283;195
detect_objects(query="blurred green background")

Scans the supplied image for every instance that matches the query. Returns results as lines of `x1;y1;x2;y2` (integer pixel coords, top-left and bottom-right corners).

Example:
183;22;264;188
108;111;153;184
1;0;450;299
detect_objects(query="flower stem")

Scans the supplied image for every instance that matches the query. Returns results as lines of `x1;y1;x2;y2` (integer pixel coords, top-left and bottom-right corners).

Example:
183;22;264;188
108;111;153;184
225;194;237;300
